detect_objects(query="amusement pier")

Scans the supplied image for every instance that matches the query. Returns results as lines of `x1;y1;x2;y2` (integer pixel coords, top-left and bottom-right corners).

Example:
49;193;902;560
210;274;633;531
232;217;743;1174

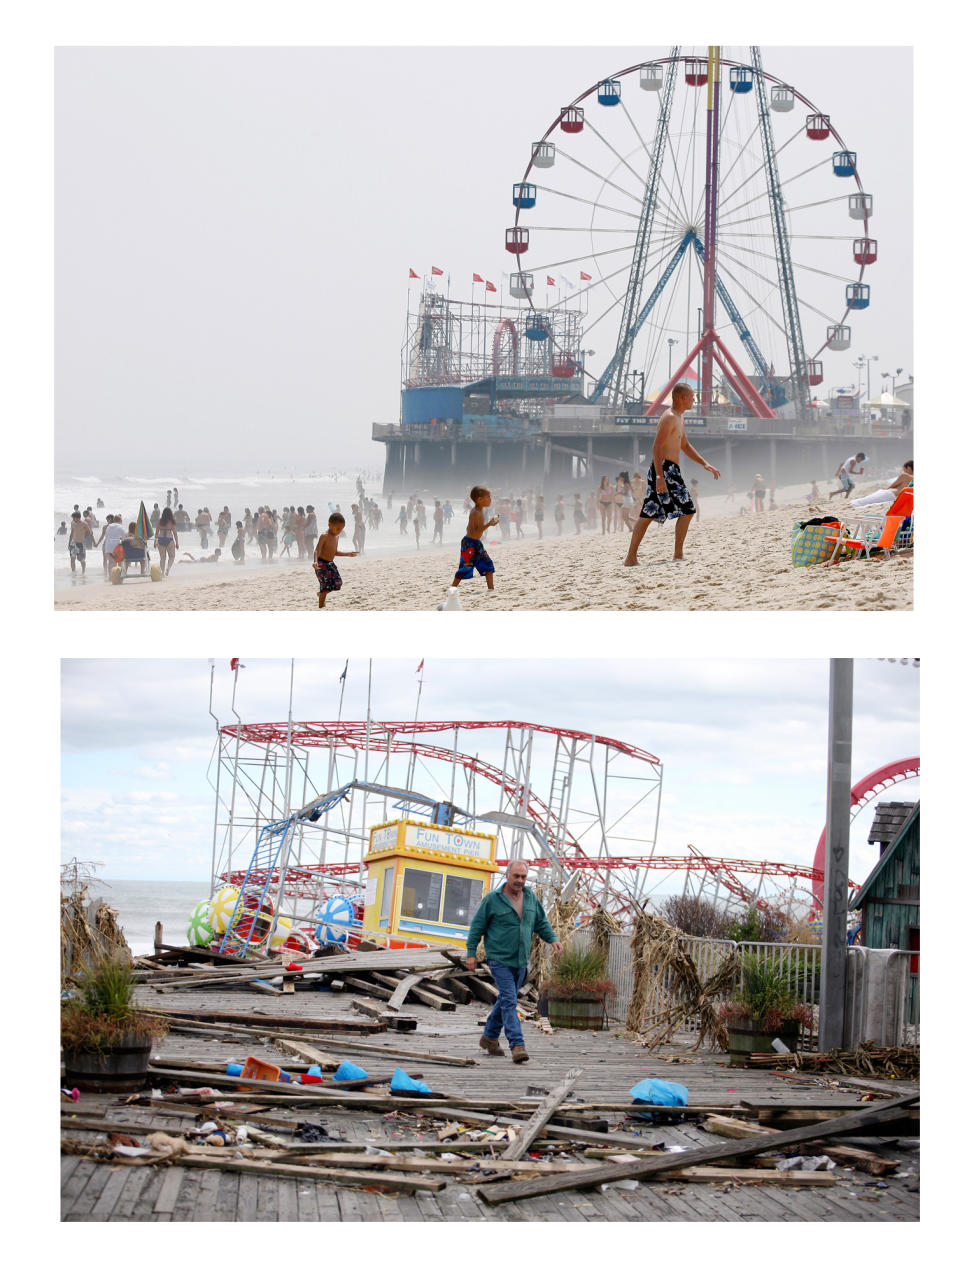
375;47;911;492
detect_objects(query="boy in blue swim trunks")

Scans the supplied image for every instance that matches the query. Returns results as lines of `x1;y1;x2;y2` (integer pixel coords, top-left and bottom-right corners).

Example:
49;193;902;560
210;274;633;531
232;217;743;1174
313;512;357;609
451;485;499;592
624;383;720;564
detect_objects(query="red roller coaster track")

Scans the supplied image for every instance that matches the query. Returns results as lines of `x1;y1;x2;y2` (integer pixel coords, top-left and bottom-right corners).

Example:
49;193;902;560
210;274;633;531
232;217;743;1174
220;719;659;862
811;757;920;910
218;721;890;912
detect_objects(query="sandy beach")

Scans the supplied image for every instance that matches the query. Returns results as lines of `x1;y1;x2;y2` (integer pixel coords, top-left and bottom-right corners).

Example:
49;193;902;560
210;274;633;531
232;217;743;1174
54;493;912;611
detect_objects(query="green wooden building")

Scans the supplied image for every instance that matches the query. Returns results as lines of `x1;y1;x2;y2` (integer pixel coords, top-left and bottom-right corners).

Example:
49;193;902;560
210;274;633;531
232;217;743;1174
849;801;919;1024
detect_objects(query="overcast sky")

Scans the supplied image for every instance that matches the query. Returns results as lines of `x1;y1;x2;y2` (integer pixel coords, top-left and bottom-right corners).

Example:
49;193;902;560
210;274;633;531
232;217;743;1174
61;657;919;895
54;43;911;473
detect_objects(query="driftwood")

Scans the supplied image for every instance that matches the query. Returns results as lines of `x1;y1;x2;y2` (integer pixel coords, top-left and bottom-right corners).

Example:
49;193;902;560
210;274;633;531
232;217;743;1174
475;1093;919;1204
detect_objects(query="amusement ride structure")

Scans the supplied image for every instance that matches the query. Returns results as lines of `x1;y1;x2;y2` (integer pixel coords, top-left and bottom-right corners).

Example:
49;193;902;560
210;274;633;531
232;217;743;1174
377;45;885;492
203;664;915;958
506;45;876;419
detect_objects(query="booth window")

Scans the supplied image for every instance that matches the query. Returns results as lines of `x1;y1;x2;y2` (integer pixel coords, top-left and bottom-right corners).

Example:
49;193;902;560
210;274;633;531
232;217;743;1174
400;868;443;923
442;874;485;926
378;866;394;927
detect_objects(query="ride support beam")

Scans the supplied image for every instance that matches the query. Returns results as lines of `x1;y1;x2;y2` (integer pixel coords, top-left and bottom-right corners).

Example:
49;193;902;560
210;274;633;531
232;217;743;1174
700;46;722;415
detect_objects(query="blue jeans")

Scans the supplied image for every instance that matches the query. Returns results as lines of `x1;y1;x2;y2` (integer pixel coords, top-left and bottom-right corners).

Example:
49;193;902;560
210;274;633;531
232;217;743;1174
483;961;527;1049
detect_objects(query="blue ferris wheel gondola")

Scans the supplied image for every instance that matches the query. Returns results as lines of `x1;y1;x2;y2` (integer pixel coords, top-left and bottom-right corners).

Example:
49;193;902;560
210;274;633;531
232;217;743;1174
513;182;537;209
525;314;551;341
846;282;870;310
729;66;754;92
833;150;857;177
597;79;621;106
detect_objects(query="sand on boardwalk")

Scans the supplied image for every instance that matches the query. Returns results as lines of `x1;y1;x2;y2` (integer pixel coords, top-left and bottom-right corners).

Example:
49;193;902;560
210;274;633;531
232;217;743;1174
54;496;912;611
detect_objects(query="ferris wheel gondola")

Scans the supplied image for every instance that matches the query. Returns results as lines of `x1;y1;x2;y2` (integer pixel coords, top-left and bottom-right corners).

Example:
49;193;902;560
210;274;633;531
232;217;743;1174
506;45;876;417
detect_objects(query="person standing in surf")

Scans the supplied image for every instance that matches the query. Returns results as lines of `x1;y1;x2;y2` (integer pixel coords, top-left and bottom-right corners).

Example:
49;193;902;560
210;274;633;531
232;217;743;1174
623;383;720;565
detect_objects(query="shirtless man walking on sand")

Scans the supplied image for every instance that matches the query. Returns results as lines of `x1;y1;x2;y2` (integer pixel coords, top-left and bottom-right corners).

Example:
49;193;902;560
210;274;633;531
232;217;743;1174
624;383;720;565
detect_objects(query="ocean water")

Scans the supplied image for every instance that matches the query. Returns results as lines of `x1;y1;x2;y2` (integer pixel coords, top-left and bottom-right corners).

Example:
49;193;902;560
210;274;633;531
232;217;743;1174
98;878;213;955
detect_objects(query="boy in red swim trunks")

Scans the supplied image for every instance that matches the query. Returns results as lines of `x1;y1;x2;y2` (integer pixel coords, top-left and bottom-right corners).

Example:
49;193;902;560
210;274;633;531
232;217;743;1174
451;486;499;592
313;512;357;608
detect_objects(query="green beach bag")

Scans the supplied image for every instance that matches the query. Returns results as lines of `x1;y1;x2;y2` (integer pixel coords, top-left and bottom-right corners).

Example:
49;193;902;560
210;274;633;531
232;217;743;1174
791;517;848;567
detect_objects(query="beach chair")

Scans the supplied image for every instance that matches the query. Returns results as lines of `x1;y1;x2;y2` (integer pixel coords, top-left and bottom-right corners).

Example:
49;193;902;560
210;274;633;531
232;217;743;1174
823;486;913;564
120;538;150;578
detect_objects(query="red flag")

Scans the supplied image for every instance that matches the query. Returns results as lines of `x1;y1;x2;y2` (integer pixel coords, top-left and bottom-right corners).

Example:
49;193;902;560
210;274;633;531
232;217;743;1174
547;275;556;286
485;280;497;292
416;659;424;674
431;266;444;276
472;272;483;283
230;658;244;671
580;270;592;281
409;268;419;279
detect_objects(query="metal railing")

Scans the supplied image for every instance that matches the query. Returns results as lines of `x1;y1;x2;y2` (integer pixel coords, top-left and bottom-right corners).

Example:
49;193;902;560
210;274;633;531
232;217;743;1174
572;929;916;1046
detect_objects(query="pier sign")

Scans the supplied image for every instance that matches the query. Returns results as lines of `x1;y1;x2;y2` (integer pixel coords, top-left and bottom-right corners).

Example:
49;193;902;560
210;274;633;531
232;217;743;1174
493;375;583;397
407;823;495;860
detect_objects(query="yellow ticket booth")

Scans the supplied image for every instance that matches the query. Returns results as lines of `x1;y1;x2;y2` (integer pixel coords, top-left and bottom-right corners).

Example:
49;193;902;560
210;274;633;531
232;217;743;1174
362;818;498;948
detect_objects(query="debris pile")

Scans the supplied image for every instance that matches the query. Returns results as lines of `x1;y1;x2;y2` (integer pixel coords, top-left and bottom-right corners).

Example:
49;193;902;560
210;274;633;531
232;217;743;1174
624;908;737;1050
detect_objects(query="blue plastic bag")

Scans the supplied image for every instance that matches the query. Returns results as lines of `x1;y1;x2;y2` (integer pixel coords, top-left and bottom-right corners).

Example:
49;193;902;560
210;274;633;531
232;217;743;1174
628;1078;688;1121
390;1066;433;1095
333;1060;369;1081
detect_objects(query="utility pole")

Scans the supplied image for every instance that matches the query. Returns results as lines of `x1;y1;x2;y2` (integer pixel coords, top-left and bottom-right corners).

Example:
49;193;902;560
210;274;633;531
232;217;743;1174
820;658;854;1051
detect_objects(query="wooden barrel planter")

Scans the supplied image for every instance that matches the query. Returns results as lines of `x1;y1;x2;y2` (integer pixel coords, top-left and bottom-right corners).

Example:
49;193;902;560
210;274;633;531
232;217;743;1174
726;1018;800;1068
548;993;607;1030
62;1029;155;1093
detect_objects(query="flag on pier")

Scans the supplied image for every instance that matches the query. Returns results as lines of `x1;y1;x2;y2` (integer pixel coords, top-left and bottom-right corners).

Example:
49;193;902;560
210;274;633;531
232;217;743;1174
408;268;419;278
472;272;483;283
431;266;444;276
580;271;592;281
486;281;497;292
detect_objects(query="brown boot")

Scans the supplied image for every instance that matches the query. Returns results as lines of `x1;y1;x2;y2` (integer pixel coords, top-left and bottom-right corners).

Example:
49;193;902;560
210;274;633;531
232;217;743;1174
480;1035;505;1057
511;1044;529;1063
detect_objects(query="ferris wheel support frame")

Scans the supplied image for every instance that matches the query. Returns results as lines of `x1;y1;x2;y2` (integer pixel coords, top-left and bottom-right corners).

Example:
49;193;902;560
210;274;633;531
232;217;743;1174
601;46;680;410
751;45;811;422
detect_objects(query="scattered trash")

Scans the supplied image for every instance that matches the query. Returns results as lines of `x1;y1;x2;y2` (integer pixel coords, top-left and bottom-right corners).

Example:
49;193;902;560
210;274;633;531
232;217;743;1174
627;1078;688;1122
775;1155;836;1171
333;1060;368;1081
390;1067;433;1095
295;1121;345;1143
61;1087;79;1103
771;1038;791;1054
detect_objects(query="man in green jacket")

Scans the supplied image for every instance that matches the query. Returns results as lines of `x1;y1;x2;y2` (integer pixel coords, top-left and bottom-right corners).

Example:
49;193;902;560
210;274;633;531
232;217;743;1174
465;859;562;1063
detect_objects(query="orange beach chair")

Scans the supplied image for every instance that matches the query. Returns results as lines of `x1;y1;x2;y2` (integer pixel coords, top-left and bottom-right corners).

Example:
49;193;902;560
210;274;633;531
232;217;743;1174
823;485;913;564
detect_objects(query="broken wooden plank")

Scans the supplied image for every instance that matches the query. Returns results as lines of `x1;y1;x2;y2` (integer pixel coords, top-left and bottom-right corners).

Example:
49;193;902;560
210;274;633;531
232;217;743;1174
501;1067;584;1161
342;976;395;1001
704;1115;776;1140
142;1007;383;1033
475;1093;919;1205
171;1153;447;1194
349;999;418;1031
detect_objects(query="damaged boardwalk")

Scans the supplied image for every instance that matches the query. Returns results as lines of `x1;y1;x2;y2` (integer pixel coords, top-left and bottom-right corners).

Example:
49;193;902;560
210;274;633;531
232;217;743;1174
61;981;919;1222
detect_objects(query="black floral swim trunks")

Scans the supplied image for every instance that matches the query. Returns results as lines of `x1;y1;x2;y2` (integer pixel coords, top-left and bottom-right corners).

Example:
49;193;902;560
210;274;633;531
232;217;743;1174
638;459;697;522
313;559;343;592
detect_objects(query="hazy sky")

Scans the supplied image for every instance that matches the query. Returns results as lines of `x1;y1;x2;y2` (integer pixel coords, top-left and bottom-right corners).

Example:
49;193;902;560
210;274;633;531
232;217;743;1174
55;44;912;473
62;657;919;890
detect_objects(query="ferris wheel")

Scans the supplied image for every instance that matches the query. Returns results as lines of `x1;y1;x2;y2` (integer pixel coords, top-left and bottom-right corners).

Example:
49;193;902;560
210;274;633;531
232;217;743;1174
506;46;876;419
